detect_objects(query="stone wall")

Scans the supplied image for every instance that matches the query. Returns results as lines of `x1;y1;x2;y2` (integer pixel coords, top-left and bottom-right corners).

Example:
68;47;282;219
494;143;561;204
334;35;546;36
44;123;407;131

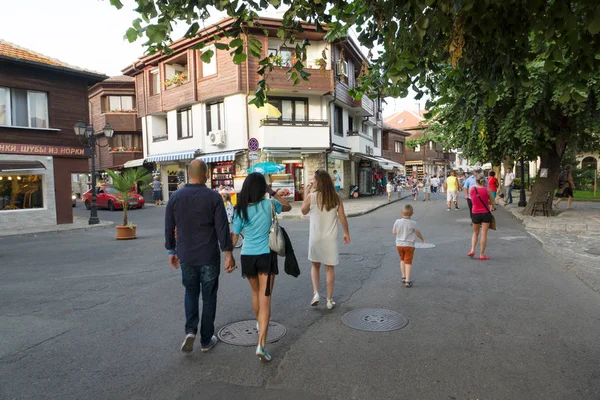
0;154;57;229
304;153;327;188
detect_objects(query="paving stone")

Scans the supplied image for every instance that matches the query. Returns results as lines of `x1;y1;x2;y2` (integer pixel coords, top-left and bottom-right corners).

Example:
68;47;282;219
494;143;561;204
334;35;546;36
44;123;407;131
566;224;588;232
546;223;567;231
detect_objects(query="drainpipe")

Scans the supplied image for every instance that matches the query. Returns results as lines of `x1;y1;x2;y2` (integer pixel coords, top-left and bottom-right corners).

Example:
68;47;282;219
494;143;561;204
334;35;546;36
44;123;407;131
245;32;251;171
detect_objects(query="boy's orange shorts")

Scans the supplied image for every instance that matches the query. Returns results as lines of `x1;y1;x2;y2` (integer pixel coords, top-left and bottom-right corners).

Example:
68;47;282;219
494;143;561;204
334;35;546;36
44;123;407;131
396;246;415;264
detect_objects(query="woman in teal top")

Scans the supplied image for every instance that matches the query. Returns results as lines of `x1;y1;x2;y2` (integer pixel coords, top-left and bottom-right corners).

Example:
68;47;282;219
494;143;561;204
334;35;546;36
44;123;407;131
232;172;291;362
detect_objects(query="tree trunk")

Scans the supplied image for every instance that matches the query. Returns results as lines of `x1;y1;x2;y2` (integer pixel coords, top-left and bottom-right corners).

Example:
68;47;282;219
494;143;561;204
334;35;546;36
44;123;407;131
523;143;565;215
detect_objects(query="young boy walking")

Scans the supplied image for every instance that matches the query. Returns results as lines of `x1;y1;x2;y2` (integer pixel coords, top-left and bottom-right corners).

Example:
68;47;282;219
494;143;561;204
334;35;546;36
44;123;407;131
392;204;425;288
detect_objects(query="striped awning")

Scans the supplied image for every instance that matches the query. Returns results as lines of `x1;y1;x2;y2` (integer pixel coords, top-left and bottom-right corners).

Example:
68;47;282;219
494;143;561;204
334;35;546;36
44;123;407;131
146;149;199;163
196;150;242;164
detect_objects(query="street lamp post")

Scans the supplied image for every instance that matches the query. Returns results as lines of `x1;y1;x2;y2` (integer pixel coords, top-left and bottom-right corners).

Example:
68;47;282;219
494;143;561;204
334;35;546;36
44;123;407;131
518;156;527;207
74;121;114;225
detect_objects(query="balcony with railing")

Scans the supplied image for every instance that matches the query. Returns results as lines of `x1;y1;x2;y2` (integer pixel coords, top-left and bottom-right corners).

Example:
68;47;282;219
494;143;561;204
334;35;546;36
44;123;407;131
258;118;329;148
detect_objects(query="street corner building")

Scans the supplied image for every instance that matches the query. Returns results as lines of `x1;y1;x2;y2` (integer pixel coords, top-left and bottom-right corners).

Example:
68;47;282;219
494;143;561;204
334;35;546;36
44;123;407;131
122;16;403;203
0;40;107;229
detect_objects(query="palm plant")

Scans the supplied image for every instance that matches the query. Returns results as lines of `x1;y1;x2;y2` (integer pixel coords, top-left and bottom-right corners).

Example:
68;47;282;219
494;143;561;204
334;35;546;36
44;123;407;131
104;168;152;227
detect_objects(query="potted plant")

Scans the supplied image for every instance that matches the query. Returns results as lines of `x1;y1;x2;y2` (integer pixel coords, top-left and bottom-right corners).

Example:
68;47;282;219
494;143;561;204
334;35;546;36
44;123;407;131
104;168;152;240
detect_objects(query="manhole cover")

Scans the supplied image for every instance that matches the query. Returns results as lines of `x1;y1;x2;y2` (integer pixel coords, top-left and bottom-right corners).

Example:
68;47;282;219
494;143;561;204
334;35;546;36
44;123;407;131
342;308;409;332
415;242;435;249
584;248;600;256
217;320;286;346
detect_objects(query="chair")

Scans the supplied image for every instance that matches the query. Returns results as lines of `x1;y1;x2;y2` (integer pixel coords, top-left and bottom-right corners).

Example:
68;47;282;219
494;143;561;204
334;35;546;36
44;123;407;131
531;191;552;217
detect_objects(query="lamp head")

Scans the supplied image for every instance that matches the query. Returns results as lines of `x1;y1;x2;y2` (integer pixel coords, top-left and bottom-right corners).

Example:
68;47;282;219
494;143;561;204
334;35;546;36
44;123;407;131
103;123;114;138
73;121;86;137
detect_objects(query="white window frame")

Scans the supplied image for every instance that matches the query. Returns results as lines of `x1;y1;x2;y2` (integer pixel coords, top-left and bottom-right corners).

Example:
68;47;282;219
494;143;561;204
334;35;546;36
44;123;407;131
150;69;161;95
206;101;225;134
0;87;11;126
415;144;421;152
177;108;193;139
202;45;217;77
0;87;48;128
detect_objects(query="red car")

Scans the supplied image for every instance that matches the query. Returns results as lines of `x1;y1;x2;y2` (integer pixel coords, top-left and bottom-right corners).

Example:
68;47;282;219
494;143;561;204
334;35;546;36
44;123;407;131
82;186;145;211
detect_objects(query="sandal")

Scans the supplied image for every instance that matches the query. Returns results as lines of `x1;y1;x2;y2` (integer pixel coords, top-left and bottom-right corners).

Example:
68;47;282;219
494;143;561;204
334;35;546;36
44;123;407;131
402;277;406;284
405;281;412;288
467;251;475;257
479;255;490;261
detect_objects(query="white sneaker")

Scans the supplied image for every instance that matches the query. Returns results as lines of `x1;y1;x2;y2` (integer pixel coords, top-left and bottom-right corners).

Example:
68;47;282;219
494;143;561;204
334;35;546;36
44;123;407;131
181;334;195;353
311;292;320;306
447;208;451;212
327;299;336;310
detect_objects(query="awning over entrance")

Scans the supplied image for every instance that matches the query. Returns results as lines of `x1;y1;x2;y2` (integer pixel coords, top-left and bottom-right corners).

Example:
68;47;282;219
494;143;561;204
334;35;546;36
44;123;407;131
196;150;242;164
146;149;200;163
123;158;145;169
0;160;46;172
329;150;350;161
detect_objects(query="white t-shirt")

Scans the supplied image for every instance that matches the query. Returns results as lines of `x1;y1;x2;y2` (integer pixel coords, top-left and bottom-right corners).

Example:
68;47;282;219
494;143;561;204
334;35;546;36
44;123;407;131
431;177;439;187
505;172;515;187
393;218;418;247
386;183;394;193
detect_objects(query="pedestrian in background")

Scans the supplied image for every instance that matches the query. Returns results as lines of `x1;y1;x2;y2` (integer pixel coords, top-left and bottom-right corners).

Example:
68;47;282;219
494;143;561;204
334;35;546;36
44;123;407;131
152;176;162;206
438;175;445;194
463;167;482;219
386;180;394;202
302;170;351;310
445;170;460;211
487;171;499;205
393;204;425;288
421;173;431;201
431;175;439;194
468;176;495;260
333;170;342;192
411;178;419;201
554;165;575;209
165;160;236;355
231;172;292;362
503;167;515;205
221;192;234;224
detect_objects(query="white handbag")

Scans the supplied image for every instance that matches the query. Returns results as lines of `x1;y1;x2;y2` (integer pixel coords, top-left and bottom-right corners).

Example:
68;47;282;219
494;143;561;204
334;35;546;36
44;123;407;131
269;200;286;257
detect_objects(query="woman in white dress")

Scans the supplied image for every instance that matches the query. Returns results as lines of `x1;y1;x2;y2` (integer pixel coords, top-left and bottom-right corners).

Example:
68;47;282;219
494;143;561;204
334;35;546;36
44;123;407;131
301;170;351;310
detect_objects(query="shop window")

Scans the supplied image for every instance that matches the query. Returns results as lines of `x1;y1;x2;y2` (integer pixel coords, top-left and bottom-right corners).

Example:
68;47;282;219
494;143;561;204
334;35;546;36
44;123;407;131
150;69;161;95
269;98;308;123
395;140;403;154
165;53;189;88
201;45;217;77
177;108;193;139
107;96;135;113
0;86;48;128
0;174;43;211
206;102;224;134
333;105;343;136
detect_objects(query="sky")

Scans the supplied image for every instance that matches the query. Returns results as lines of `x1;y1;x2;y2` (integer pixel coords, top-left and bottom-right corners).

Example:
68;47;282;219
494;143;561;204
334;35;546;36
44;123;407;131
0;0;424;116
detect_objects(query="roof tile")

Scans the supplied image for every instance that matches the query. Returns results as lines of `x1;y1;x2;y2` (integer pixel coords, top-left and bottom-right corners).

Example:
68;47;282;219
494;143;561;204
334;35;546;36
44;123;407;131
0;39;105;77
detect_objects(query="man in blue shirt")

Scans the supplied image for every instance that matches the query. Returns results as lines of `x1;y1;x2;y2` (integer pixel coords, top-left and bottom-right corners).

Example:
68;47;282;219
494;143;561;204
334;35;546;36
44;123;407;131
463;167;482;219
165;160;236;354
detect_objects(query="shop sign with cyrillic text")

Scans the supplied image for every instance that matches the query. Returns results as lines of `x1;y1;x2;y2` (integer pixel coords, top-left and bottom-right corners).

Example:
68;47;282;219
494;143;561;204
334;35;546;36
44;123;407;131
0;143;89;157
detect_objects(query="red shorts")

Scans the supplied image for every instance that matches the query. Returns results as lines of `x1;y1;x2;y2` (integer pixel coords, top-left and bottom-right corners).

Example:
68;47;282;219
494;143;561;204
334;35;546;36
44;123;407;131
396;246;415;264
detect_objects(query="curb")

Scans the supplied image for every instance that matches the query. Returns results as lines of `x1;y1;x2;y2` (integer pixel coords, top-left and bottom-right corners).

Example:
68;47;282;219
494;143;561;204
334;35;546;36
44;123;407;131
0;221;115;238
279;194;411;220
508;207;600;232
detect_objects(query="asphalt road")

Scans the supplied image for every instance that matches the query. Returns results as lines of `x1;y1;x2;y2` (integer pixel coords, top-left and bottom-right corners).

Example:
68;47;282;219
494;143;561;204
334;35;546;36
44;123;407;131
1;195;599;399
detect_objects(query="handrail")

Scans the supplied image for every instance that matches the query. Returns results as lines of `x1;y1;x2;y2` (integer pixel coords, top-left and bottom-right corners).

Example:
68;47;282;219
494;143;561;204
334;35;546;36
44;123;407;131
261;118;328;127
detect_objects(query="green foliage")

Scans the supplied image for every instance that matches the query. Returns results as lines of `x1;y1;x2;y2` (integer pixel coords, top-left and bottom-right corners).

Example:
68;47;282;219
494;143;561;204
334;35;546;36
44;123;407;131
104;168;152;226
113;0;600;158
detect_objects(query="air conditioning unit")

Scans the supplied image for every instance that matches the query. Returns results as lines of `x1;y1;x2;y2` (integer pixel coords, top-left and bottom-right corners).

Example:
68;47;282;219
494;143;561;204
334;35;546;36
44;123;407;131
209;130;226;146
336;60;348;77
